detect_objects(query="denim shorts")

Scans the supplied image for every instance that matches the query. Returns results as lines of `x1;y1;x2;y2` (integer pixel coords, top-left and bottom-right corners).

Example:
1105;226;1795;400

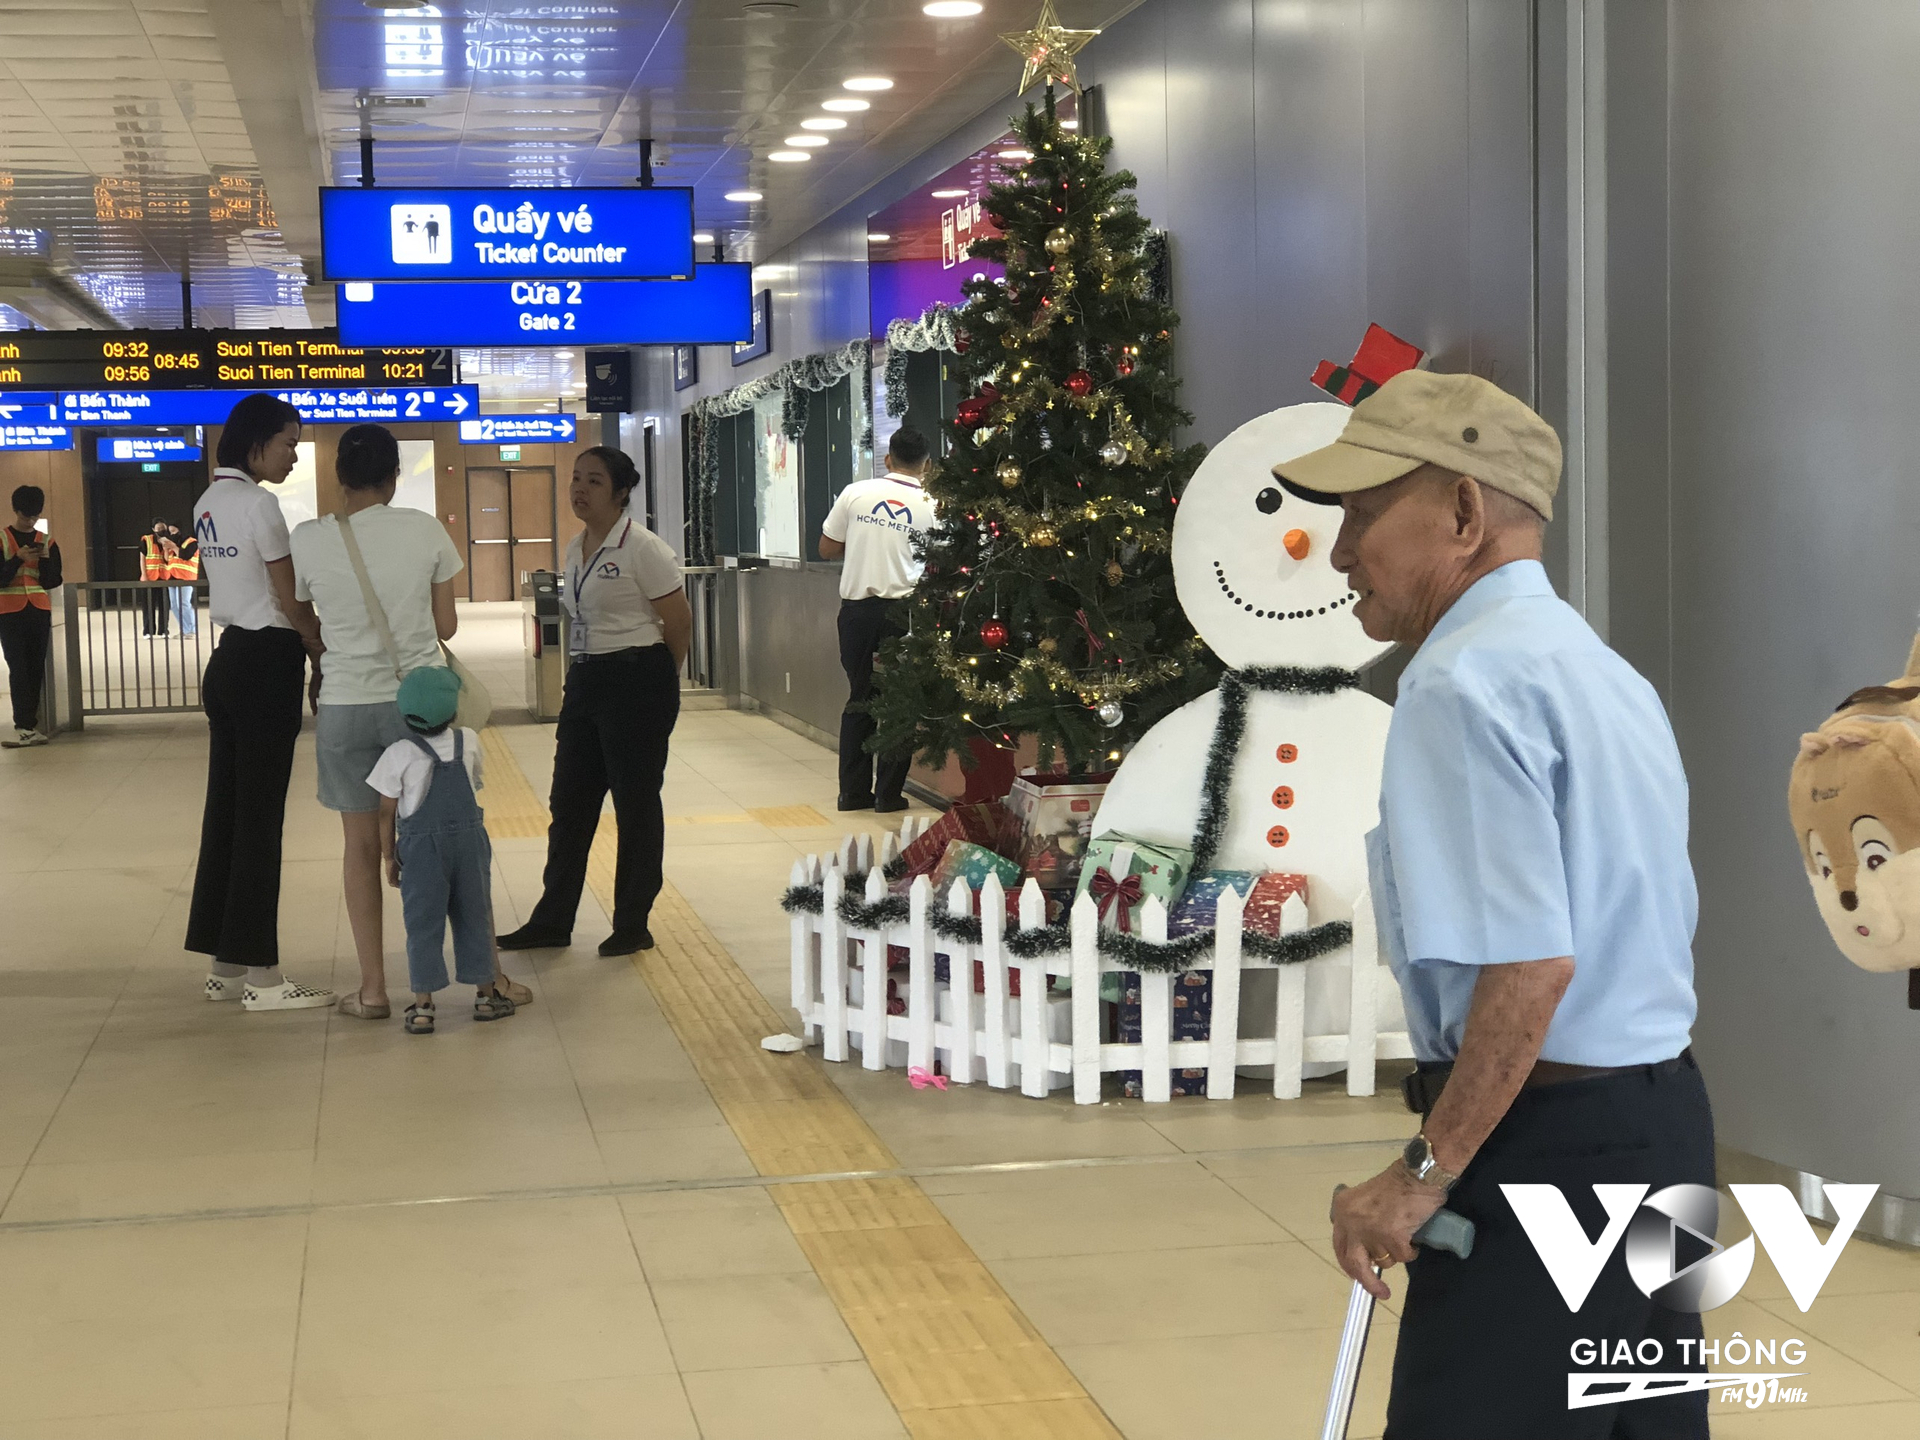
315;701;412;813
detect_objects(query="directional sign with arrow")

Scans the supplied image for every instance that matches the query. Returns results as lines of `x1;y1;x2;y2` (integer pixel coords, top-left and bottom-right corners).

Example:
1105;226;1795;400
457;412;579;445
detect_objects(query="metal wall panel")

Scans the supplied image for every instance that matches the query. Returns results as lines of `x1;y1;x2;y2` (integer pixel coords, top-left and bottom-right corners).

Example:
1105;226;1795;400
1669;1;1920;1195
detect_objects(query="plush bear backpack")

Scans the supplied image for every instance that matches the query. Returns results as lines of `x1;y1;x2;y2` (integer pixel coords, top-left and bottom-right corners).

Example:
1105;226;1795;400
1788;629;1920;1009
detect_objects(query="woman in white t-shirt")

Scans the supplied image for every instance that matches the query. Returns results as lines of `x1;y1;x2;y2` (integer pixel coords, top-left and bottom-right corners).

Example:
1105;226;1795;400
185;393;337;1013
288;425;474;1019
498;446;690;957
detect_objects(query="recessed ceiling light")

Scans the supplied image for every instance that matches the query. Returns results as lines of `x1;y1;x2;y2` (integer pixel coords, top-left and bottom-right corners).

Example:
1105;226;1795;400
843;77;894;92
743;1;798;10
999;148;1033;160
867;232;891;242
783;134;830;147
800;117;847;131
725;189;763;202
923;1;985;14
820;98;871;113
769;151;811;163
553;350;575;359
1060;118;1079;129
931;188;969;198
692;231;714;243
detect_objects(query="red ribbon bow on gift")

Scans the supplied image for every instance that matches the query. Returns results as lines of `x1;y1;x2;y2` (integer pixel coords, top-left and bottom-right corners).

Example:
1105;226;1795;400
907;1066;949;1091
1088;866;1143;933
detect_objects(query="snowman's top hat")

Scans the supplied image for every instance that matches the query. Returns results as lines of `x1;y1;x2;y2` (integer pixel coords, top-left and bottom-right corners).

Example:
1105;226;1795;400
1273;371;1562;522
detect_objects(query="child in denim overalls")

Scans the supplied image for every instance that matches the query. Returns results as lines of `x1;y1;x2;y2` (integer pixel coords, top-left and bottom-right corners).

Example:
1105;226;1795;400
369;666;515;1034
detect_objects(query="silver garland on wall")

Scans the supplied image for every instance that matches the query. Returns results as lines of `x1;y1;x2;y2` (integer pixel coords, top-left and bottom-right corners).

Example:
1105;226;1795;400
684;338;874;566
882;302;963;416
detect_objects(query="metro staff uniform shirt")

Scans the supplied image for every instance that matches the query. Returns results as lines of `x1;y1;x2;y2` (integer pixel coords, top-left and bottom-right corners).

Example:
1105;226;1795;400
821;473;933;600
563;518;682;655
1366;560;1698;1068
195;467;295;631
289;506;464;704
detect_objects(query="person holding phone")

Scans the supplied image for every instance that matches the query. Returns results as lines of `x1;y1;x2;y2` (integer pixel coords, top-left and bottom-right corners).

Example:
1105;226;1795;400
498;446;690;957
0;485;62;748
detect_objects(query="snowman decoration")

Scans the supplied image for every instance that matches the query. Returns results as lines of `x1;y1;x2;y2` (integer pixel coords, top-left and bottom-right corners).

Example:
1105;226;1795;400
1090;401;1406;1075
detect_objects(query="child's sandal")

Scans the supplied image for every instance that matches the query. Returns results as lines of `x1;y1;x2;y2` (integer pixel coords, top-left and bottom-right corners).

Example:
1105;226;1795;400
404;1001;435;1035
473;989;516;1022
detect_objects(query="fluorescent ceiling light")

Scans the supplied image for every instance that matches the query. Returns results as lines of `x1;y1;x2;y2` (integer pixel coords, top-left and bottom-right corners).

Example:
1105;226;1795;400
769;151;811;163
820;98;870;113
692;231;714;243
923;1;985;14
783;134;829;147
800;117;847;131
843;76;894;91
725;189;763;202
1061;118;1079;129
931;188;969;198
867;232;891;242
999;148;1033;160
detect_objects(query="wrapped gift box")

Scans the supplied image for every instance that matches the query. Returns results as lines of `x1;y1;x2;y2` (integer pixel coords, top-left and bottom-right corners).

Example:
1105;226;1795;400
1167;870;1258;937
1244;872;1309;936
899;802;1019;878
931;839;1023;895
1007;770;1113;889
1118;967;1215;1097
1075;833;1193;936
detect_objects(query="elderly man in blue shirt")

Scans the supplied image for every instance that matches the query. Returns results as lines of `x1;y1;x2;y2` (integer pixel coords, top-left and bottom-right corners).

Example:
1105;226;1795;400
1276;371;1712;1439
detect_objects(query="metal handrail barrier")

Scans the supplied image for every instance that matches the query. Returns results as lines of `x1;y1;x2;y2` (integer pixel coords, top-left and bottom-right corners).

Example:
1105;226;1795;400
683;566;720;692
63;581;220;726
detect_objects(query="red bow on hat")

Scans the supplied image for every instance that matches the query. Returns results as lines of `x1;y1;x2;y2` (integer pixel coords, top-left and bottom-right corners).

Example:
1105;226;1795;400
1088;866;1143;933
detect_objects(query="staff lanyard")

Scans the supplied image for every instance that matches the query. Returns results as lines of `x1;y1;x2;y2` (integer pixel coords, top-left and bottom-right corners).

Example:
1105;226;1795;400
567;518;630;652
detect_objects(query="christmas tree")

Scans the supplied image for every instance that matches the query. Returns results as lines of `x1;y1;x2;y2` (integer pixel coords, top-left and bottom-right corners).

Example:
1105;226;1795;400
868;90;1214;772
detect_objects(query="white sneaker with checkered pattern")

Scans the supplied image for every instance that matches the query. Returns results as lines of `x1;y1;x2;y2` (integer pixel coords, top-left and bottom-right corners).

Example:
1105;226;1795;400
242;979;336;1012
205;973;245;1002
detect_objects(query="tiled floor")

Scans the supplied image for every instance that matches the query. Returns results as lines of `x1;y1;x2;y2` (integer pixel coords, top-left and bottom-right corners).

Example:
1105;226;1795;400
0;603;1912;1438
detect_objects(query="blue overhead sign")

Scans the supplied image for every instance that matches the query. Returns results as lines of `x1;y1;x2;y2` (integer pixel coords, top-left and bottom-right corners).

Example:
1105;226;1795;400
335;263;754;347
57;386;478;425
457;413;577;445
320;187;695;281
103;436;203;463
0;423;71;451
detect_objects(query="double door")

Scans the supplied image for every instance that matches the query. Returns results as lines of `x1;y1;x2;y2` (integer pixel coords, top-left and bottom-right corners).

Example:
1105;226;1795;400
466;466;555;601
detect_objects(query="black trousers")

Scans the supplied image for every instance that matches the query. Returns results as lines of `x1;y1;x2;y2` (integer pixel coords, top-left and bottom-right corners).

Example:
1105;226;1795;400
837;596;910;805
0;606;51;732
141;585;169;635
530;644;680;937
1385;1054;1716;1440
185;626;306;967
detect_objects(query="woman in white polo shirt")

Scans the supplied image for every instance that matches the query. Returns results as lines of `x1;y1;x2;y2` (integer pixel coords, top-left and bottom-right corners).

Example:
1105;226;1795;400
185;393;336;1012
498;446;690;957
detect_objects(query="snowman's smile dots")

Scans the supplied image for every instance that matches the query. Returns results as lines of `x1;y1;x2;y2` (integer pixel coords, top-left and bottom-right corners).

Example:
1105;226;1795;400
1212;560;1357;622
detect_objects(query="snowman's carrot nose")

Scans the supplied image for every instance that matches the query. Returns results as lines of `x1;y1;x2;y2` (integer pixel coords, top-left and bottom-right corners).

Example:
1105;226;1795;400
1283;528;1311;561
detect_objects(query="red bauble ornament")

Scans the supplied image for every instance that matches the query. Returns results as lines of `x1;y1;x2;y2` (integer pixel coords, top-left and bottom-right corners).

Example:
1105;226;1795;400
1065;370;1094;397
955;333;970;354
978;382;1000;403
1116;357;1135;378
980;619;1010;650
955;398;990;428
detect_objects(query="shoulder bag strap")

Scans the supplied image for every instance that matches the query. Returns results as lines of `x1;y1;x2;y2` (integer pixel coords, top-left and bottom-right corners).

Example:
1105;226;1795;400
336;510;405;682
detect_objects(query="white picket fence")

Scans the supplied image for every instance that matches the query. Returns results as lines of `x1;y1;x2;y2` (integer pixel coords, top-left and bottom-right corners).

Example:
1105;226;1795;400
787;820;1413;1103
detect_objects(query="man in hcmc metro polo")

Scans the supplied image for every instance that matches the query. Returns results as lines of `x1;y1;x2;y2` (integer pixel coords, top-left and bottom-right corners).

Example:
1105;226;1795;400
1285;372;1713;1439
818;427;936;814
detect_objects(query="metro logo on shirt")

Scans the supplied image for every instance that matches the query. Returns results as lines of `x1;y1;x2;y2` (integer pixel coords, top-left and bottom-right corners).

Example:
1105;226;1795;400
869;498;915;526
195;510;239;558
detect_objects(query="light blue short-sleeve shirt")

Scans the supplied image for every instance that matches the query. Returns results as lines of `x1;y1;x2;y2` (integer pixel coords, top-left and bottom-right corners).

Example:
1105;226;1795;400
1366;560;1698;1066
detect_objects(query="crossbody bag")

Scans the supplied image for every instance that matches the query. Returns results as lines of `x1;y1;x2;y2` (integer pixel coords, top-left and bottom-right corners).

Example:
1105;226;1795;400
335;508;494;732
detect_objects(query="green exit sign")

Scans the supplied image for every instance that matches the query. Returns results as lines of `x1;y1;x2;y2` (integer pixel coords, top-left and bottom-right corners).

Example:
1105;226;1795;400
499;445;521;462
141;462;161;472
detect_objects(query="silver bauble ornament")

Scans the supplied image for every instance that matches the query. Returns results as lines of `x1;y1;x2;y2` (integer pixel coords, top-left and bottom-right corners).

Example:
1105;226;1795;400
1099;438;1129;467
1097;700;1124;727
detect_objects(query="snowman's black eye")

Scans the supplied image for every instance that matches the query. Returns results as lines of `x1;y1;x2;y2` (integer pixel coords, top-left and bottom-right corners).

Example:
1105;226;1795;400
1255;487;1283;514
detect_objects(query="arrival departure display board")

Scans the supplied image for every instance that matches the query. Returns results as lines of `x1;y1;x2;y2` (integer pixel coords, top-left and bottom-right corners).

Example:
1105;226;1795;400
335;263;753;347
56;386;479;426
320;187;695;282
0;330;453;391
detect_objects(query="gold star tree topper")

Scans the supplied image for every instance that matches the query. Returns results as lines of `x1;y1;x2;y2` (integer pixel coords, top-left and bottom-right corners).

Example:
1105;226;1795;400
1000;0;1100;94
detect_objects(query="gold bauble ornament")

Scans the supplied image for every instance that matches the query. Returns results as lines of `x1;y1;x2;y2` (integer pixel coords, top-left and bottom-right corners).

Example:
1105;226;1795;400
1045;227;1072;256
1039;636;1058;655
1105;561;1124;585
1027;525;1059;548
997;460;1022;489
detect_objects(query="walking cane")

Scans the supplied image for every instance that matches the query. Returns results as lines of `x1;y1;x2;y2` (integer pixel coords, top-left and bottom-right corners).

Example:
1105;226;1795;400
1319;1193;1476;1440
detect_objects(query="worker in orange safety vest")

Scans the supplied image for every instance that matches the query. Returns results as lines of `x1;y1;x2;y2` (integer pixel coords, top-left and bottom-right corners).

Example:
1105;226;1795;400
139;519;176;637
1;483;63;747
161;519;199;636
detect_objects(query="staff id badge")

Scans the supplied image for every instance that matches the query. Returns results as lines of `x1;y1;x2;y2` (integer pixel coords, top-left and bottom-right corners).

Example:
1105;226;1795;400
561;571;589;655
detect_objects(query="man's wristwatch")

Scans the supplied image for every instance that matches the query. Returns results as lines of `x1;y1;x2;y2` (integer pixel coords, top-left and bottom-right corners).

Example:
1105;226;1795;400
1401;1132;1461;1192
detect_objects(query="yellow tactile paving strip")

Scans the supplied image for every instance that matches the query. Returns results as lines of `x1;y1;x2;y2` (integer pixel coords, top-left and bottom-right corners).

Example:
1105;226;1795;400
480;727;1122;1440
